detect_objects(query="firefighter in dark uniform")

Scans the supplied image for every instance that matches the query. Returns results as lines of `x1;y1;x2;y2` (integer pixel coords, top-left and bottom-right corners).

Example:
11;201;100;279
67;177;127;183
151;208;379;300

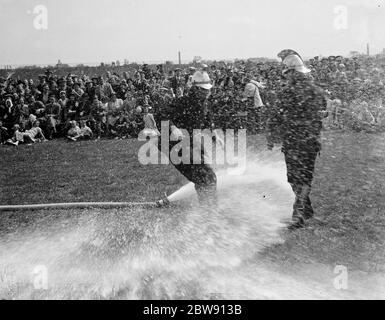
267;51;327;229
156;70;217;207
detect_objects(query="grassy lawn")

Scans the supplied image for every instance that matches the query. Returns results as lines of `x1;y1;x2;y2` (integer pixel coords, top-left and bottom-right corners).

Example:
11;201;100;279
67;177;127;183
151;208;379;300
0;132;384;299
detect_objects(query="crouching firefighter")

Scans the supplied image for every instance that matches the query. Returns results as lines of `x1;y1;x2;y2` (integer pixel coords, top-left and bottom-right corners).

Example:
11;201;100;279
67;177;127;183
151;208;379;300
155;70;217;208
267;51;327;229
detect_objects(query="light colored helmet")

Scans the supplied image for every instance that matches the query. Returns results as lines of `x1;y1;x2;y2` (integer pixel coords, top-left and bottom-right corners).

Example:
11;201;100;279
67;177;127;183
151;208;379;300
282;54;311;74
191;71;212;90
136;106;142;113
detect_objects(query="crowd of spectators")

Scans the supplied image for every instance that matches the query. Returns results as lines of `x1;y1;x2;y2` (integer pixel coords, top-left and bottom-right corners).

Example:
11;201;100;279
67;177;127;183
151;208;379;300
1;54;385;146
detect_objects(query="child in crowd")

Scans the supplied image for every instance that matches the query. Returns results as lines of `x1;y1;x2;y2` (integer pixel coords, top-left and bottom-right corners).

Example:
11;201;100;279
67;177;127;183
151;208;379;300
67;120;93;141
79;120;93;140
140;105;160;140
6;124;25;146
67;120;81;141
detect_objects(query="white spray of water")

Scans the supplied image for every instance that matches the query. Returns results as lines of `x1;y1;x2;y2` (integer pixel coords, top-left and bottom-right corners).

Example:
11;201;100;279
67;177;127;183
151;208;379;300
1;149;383;299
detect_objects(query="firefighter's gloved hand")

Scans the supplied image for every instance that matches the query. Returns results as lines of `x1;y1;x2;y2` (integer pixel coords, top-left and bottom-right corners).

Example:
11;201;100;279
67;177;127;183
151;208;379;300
170;126;184;141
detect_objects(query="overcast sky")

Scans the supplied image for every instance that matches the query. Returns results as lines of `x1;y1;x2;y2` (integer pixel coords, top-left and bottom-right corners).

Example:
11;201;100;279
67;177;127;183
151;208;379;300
0;0;384;65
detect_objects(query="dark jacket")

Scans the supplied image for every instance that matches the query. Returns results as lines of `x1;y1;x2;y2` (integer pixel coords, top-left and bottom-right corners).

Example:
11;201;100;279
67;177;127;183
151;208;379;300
159;91;209;135
267;73;327;149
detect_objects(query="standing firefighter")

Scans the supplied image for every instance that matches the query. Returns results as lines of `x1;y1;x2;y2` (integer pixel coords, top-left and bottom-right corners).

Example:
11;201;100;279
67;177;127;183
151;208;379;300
155;71;217;208
267;51;327;229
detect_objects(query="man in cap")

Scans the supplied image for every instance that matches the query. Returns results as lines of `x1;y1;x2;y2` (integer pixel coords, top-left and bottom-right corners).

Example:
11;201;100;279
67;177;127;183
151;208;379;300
37;74;47;93
267;51;327;229
155;70;217;208
185;67;197;90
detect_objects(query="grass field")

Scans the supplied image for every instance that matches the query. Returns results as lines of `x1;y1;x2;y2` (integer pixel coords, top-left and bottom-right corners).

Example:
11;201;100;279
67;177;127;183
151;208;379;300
0;132;385;299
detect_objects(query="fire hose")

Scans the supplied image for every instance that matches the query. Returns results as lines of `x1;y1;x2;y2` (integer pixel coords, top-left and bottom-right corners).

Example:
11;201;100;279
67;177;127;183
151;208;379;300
0;201;160;212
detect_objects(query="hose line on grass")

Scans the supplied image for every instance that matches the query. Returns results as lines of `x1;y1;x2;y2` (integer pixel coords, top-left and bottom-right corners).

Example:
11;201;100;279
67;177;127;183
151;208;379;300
0;201;158;212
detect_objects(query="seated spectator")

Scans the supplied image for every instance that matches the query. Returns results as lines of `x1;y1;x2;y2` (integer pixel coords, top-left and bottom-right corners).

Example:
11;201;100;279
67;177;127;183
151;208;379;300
7;121;46;146
28;95;45;116
79;120;93;139
6;124;24;146
127;106;144;137
67;121;81;141
67;120;93;141
23;121;47;143
115;113;131;139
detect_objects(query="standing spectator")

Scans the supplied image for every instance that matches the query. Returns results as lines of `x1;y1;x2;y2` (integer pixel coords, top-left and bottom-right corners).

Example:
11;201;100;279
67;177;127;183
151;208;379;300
98;76;114;103
90;95;106;139
141;105;160;138
44;95;62;139
106;92;123;136
39;84;50;105
170;68;184;94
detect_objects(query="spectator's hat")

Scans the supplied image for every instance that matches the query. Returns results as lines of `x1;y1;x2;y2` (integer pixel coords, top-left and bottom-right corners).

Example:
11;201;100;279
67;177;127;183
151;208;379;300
60;90;66;95
282;54;311;74
191;71;212;90
38;74;47;79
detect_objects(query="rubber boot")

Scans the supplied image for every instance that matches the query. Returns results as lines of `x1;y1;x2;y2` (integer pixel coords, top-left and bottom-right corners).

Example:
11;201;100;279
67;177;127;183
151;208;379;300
288;183;306;230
